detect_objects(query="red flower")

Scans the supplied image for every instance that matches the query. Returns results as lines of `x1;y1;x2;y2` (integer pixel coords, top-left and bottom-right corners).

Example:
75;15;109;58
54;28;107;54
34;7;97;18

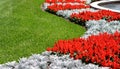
70;10;120;23
47;32;120;69
47;3;90;12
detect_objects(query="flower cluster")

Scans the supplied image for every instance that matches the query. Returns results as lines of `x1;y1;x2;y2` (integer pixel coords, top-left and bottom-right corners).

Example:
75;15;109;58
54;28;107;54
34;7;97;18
45;0;86;3
43;0;120;69
47;3;90;12
70;10;120;23
0;51;109;69
56;8;96;18
83;20;120;38
47;32;120;69
43;0;91;13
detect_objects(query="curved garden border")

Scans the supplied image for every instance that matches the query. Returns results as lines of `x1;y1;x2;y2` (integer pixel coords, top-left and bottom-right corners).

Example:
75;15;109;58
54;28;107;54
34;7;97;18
90;0;120;13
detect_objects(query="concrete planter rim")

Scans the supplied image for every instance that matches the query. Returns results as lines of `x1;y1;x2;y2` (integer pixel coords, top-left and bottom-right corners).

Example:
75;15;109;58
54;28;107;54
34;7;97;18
90;0;120;13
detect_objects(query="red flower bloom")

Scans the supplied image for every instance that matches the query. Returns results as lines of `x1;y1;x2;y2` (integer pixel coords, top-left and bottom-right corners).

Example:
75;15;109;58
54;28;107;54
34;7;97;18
47;32;120;69
70;10;120;24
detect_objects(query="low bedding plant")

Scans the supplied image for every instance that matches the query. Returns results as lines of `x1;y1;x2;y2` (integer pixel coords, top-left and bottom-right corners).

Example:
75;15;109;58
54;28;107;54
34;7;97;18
70;10;120;25
83;20;120;38
43;0;120;69
0;0;119;69
46;19;120;69
47;31;120;69
46;3;90;12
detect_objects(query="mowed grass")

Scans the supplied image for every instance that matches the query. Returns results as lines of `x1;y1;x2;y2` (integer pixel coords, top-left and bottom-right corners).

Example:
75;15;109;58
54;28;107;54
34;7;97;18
0;0;86;63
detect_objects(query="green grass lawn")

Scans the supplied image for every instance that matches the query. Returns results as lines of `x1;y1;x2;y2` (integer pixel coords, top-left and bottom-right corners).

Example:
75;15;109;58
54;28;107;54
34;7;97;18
0;0;85;63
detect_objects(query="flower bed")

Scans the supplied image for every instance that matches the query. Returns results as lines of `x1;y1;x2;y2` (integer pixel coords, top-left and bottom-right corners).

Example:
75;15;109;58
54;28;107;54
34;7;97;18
0;0;119;69
83;20;120;38
43;0;120;69
43;0;120;26
45;0;86;3
0;51;109;69
47;3;90;12
43;0;91;14
56;8;96;18
47;32;120;69
45;20;120;69
70;10;120;25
